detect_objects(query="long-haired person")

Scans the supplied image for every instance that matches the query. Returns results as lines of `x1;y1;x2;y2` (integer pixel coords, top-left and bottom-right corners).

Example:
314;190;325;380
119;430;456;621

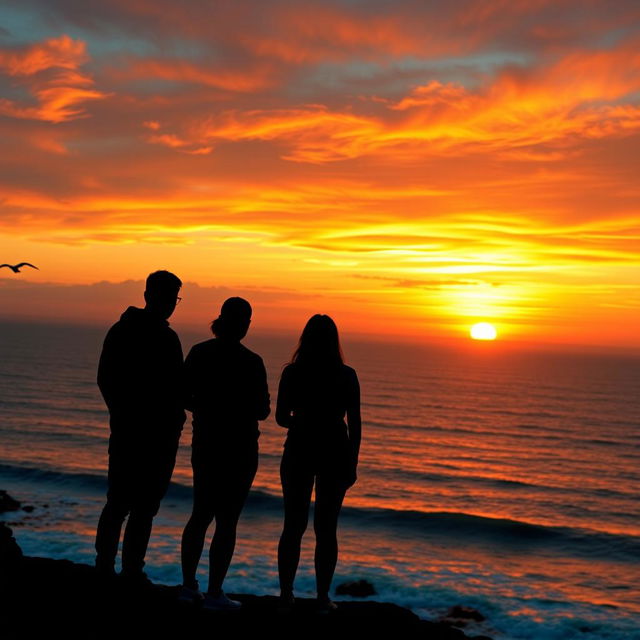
276;314;361;612
179;297;270;610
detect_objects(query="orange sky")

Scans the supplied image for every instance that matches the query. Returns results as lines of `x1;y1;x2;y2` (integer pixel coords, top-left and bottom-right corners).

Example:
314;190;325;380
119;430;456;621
1;1;639;347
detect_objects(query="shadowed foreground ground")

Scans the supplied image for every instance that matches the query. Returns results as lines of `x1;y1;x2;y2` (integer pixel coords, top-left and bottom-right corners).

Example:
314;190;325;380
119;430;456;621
3;555;495;640
1;492;492;640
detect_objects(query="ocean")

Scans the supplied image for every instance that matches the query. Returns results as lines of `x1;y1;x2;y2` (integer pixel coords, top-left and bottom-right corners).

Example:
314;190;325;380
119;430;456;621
1;320;639;639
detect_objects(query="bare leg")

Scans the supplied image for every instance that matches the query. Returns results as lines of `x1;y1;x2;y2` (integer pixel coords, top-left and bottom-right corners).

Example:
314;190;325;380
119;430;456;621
207;447;258;595
207;511;240;595
313;477;346;601
181;504;215;588
278;451;315;597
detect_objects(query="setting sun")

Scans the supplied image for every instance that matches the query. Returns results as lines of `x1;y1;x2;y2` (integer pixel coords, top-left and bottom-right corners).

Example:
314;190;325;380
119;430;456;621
470;323;497;341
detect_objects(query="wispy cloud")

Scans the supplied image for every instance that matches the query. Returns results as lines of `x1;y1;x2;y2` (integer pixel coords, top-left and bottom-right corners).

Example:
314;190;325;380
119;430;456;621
1;1;639;344
0;35;108;122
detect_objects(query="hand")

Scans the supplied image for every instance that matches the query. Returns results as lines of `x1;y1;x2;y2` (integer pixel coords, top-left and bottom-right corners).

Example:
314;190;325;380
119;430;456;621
344;464;358;488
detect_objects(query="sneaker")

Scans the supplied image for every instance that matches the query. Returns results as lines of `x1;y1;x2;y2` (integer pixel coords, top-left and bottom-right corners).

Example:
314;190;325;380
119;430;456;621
178;581;204;604
277;592;296;614
95;558;116;579
202;591;242;611
120;570;154;588
317;597;338;614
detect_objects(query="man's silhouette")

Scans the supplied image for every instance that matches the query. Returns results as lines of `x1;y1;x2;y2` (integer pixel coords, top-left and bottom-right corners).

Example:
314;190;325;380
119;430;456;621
95;270;186;582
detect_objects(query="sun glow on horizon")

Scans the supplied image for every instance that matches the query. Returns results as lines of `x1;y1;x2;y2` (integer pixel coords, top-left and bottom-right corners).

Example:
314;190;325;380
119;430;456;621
470;323;498;341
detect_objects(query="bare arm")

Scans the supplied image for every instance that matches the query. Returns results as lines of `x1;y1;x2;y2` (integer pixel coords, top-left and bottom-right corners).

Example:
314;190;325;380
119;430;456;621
275;366;295;429
255;358;271;421
183;346;196;413
346;369;361;485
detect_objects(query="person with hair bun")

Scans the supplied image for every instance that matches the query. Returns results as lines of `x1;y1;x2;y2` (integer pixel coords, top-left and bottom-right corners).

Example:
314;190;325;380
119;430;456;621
179;297;270;610
276;314;361;613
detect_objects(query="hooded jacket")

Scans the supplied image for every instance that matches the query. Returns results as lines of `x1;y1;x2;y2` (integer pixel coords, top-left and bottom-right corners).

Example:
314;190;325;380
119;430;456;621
97;306;186;439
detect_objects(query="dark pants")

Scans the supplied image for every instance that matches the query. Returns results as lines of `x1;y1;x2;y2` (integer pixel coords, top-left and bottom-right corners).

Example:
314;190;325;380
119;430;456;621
95;433;179;574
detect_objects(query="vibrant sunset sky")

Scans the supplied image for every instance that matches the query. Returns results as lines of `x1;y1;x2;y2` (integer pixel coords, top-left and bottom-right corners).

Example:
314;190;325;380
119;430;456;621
1;1;639;347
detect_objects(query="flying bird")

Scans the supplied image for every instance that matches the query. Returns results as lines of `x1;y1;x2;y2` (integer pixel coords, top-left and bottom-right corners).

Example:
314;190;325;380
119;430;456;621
0;263;39;273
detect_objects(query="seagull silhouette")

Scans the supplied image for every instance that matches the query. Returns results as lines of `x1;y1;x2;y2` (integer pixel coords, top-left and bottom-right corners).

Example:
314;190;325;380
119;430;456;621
0;263;39;273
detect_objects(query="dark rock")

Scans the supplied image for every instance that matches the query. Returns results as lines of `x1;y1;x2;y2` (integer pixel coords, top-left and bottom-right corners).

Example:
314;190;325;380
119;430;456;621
0;552;484;640
0;490;21;513
0;507;481;640
22;505;35;513
420;620;469;639
335;579;377;597
0;522;24;567
444;605;486;623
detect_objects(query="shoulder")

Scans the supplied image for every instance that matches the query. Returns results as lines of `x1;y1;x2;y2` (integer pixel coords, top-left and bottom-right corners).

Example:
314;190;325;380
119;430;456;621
164;326;182;344
102;320;126;345
165;324;180;338
279;362;297;382
342;364;358;378
239;344;266;368
193;338;214;349
186;339;215;358
192;339;217;351
341;364;359;387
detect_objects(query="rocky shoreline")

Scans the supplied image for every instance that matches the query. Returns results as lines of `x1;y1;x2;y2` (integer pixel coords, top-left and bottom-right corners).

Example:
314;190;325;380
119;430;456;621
1;491;493;640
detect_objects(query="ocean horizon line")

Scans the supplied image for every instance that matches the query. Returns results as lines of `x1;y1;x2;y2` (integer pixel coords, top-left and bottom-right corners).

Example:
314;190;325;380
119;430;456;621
2;316;639;359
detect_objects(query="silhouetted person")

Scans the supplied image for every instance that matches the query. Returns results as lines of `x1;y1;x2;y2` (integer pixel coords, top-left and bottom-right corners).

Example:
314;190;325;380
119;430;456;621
179;297;270;610
276;315;361;612
95;270;185;583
